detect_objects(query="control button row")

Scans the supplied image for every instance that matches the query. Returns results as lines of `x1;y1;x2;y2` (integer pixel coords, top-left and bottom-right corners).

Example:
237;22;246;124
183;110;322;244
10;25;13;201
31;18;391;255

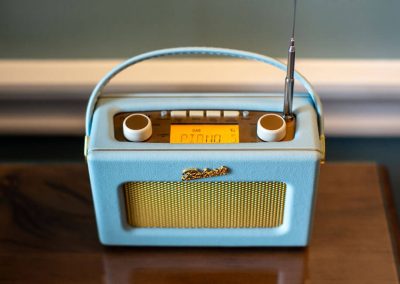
122;112;287;143
168;110;242;118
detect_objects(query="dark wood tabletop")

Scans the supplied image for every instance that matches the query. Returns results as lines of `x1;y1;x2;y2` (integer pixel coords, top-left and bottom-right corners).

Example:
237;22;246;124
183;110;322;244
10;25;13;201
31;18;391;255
0;163;398;284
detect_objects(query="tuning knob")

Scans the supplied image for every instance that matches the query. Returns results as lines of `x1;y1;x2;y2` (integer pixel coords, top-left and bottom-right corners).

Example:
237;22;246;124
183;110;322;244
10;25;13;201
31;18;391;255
123;113;152;142
257;113;286;142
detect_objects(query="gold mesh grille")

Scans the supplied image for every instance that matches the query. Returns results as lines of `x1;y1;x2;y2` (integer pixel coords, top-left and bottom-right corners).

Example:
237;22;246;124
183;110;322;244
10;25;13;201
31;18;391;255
124;182;286;228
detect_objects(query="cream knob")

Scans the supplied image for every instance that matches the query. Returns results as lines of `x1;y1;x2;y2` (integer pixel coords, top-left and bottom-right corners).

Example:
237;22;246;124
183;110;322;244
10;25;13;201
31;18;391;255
257;114;286;142
123;114;152;142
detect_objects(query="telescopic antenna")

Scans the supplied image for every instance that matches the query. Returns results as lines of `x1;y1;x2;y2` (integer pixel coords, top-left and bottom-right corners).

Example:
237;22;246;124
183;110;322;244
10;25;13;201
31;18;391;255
283;0;297;120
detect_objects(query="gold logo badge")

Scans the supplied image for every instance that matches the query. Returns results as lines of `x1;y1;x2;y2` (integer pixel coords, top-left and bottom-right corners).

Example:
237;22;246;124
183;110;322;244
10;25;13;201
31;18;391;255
182;166;229;181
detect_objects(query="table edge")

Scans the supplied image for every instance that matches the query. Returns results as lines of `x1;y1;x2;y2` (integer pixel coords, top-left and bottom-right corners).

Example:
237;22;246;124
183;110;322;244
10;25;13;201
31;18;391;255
378;165;400;281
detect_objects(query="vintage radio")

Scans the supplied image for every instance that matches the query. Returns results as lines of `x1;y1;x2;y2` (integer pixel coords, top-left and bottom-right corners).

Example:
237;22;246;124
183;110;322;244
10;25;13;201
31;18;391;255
84;46;325;246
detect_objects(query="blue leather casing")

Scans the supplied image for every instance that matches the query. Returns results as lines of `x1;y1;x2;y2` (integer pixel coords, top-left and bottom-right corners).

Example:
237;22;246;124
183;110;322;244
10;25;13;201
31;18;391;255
86;92;322;246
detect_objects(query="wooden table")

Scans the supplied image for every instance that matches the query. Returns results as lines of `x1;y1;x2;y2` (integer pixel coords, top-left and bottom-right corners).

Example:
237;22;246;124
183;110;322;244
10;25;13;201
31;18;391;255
0;163;398;284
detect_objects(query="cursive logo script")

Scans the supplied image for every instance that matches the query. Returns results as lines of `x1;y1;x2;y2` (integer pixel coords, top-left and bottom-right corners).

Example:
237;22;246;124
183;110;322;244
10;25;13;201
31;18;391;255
182;166;229;181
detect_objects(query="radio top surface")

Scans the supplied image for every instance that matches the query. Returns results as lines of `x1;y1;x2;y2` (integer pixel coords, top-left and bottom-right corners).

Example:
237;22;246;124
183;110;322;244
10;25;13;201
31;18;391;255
88;92;322;154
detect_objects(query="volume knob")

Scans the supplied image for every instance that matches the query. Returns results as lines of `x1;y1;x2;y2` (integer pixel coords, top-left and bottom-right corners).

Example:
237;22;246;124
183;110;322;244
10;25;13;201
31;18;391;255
123;113;152;142
257;113;286;142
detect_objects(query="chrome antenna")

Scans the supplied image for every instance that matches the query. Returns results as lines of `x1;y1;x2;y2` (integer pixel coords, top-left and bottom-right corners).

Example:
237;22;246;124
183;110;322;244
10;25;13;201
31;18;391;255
283;0;297;120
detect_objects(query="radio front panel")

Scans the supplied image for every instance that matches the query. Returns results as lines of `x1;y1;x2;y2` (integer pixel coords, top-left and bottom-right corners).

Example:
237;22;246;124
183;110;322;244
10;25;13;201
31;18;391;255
87;148;320;246
113;110;296;143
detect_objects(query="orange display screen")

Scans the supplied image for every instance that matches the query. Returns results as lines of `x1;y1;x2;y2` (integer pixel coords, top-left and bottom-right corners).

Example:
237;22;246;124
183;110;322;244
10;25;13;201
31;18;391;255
170;125;239;144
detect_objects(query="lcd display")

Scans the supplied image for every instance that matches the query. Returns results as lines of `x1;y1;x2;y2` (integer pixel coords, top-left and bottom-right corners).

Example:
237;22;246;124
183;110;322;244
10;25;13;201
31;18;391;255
170;125;239;144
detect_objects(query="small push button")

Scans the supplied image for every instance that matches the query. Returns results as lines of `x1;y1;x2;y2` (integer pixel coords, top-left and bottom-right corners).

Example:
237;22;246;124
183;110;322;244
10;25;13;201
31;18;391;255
189;110;204;118
171;110;187;118
206;110;221;118
223;110;239;118
160;110;168;118
123;113;152;142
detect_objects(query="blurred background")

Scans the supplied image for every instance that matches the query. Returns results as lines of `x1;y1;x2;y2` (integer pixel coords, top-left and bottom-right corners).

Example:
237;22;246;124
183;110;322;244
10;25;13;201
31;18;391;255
0;0;399;215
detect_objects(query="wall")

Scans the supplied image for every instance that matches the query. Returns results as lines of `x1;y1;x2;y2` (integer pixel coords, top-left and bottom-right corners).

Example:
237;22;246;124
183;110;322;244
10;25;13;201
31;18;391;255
1;0;400;59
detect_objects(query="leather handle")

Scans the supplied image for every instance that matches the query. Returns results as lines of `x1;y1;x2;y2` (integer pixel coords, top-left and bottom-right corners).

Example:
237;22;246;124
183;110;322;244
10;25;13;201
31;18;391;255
85;47;324;140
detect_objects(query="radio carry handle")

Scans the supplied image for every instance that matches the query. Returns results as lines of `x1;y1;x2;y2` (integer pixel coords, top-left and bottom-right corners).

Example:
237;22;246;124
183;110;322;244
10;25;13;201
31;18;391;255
84;47;325;160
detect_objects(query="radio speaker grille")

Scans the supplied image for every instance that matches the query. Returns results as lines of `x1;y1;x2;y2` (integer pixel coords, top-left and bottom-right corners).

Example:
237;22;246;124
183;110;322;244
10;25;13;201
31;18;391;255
124;182;286;228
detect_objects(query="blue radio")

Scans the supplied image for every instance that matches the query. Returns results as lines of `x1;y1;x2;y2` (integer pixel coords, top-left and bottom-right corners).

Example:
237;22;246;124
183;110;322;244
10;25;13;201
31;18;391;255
84;47;325;246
